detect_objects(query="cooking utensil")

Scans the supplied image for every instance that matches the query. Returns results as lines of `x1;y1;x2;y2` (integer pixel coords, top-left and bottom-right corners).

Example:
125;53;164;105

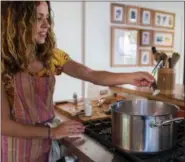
151;47;168;67
151;47;161;62
168;57;172;68
151;62;161;96
171;53;180;68
152;60;163;76
111;100;184;153
160;52;168;67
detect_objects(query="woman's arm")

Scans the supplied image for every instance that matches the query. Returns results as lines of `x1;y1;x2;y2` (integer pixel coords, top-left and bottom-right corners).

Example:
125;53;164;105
1;83;49;138
1;83;85;139
62;60;154;86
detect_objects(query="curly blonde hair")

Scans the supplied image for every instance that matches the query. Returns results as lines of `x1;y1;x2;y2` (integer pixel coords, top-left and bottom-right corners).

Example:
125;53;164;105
1;1;56;74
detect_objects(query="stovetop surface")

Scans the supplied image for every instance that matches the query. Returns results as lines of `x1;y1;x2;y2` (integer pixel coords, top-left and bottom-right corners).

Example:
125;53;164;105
84;118;185;162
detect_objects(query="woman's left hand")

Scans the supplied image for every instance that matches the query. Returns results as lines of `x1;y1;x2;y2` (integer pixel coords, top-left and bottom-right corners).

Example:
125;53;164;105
128;72;155;87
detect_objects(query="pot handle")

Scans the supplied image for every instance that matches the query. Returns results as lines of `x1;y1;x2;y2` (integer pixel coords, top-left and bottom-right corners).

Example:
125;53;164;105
150;117;184;128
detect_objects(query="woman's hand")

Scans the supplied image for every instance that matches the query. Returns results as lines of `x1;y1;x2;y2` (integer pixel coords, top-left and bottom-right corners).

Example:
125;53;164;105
51;120;85;139
128;72;155;87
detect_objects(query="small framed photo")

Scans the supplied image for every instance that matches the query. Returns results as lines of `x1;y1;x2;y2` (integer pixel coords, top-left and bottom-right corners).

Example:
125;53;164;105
140;8;153;26
154;10;175;29
126;5;139;25
140;30;152;46
111;3;125;24
153;31;174;47
139;49;152;66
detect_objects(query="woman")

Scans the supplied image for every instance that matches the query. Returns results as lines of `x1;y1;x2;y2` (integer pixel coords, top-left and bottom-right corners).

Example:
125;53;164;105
1;1;154;162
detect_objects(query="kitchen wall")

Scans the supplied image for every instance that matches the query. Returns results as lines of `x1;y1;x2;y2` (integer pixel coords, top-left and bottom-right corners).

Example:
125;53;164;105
51;2;83;101
51;1;184;101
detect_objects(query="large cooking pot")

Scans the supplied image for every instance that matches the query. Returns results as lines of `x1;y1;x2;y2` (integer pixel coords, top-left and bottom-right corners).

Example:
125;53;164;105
111;99;184;153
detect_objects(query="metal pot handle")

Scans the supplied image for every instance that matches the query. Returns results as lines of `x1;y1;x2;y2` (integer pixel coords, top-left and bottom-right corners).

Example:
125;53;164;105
150;117;184;128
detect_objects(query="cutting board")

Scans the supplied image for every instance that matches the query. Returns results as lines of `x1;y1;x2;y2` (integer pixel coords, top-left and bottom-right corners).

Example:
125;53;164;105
55;95;126;122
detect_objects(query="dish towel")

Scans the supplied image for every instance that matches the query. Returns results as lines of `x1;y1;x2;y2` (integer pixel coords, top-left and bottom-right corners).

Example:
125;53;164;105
46;116;63;162
46;116;78;162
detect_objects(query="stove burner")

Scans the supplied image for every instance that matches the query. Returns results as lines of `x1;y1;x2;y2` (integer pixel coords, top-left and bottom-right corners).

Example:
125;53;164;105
84;118;185;162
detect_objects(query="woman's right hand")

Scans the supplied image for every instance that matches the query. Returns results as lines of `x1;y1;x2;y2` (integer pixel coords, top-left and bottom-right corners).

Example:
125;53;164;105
51;120;85;139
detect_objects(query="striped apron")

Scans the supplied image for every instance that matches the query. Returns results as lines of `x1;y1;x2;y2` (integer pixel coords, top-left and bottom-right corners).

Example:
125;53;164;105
1;72;56;162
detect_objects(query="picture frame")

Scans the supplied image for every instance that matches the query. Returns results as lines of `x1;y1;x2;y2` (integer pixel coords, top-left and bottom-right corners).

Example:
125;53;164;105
111;3;125;24
110;26;139;67
140;8;153;26
139;49;152;66
153;31;174;48
126;5;139;25
140;30;153;46
153;10;175;29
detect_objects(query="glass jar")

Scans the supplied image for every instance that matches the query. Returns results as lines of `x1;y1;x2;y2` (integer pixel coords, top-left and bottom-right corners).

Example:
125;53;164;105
84;99;92;116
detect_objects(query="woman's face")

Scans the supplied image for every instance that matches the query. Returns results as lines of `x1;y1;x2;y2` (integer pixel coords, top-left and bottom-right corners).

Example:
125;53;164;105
35;2;50;44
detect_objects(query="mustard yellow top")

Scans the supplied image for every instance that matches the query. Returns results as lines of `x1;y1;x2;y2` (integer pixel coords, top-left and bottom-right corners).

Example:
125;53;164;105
37;48;71;76
1;48;71;76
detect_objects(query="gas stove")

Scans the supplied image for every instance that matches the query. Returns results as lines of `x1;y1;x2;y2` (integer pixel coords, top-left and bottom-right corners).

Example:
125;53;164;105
84;118;185;162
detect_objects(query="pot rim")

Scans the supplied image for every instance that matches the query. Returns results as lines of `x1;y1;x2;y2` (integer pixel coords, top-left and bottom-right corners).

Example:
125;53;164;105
110;99;180;117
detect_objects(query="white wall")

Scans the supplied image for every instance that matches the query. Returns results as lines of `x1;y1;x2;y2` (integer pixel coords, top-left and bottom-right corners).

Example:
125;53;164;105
85;1;184;96
51;1;184;101
85;1;184;75
51;2;83;101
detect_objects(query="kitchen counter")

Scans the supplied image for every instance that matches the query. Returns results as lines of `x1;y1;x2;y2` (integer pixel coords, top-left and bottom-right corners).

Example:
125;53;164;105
61;134;131;162
55;87;185;162
109;84;184;109
55;109;132;162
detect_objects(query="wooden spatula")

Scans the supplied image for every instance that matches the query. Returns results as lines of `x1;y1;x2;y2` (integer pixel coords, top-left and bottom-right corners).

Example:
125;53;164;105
171;52;180;68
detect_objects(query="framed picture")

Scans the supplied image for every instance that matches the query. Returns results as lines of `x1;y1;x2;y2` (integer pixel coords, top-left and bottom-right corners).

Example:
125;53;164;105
111;26;139;67
140;8;153;26
140;30;152;46
154;10;175;29
153;31;174;47
126;5;139;25
139;49;152;66
111;3;125;24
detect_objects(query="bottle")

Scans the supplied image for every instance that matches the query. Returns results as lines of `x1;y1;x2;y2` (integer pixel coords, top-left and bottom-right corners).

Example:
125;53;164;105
73;92;77;109
84;99;92;116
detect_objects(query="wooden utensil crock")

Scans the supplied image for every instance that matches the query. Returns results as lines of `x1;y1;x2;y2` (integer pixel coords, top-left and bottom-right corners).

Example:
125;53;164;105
157;68;175;95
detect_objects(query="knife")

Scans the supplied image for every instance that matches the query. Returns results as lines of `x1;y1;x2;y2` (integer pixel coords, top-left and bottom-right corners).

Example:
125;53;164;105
54;100;73;105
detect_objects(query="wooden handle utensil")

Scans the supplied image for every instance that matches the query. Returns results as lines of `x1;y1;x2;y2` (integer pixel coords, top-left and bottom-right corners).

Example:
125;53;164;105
171;53;180;68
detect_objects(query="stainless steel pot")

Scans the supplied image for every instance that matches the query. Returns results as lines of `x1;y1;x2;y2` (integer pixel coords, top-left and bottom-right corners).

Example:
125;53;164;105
111;99;184;153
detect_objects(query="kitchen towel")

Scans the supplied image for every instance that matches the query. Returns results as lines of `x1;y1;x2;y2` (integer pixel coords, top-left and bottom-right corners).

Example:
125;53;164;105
47;117;62;162
47;116;78;162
